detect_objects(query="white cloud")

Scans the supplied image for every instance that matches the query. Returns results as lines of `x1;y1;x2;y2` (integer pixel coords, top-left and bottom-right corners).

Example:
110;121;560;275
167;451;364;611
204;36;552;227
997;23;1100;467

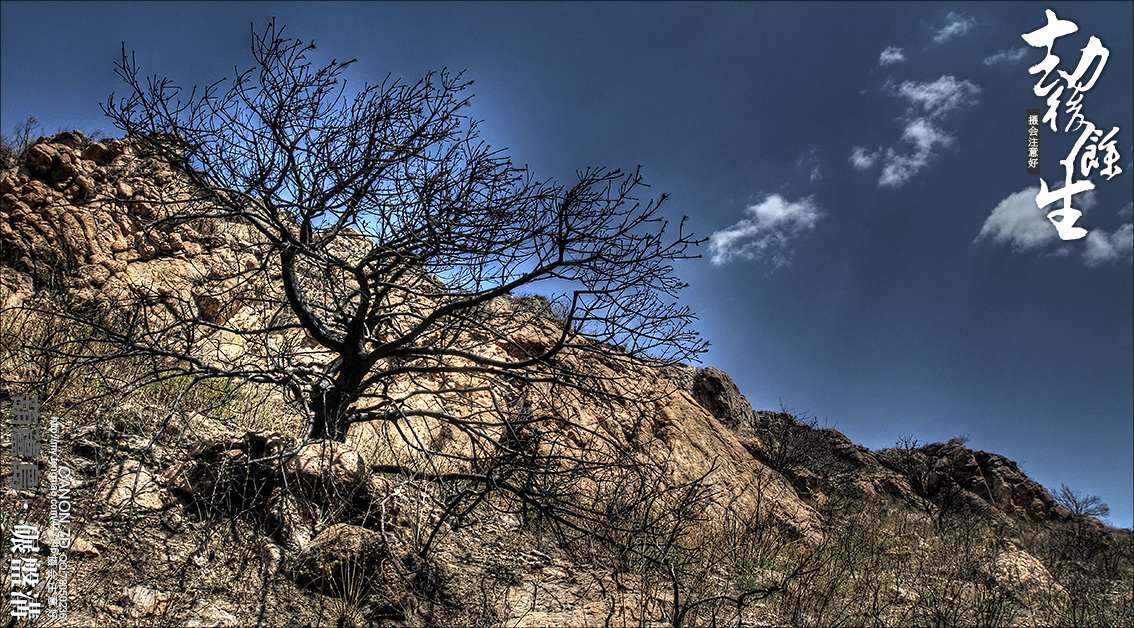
878;119;955;188
983;47;1028;66
850;146;880;170
875;119;956;188
1119;202;1133;220
895;75;981;120
878;46;907;66
1075;189;1099;212
933;12;976;44
1083;224;1134;266
901;118;953;152
976;188;1134;266
857;76;980;188
874;157;925;185
975;188;1058;251
878;151;928;188
709;194;821;267
796;150;823;183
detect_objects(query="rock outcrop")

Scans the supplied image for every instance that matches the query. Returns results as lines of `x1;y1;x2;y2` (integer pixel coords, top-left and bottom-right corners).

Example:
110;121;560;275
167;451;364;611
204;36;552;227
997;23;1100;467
687;366;1076;528
1;132;823;540
0;133;1088;540
99;460;164;514
290;523;414;599
910;440;1071;522
2;132;1126;627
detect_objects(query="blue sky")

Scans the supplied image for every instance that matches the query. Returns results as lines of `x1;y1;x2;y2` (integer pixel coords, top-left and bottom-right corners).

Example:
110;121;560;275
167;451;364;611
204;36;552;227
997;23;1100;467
3;1;1132;527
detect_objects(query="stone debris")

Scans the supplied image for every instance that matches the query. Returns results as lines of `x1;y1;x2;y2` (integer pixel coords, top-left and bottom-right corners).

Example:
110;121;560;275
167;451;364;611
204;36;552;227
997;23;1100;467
99;460;164;514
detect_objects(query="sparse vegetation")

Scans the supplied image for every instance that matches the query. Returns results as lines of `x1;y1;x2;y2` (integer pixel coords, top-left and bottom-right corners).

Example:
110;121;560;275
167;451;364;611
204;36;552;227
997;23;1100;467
4;287;1133;626
0;115;40;168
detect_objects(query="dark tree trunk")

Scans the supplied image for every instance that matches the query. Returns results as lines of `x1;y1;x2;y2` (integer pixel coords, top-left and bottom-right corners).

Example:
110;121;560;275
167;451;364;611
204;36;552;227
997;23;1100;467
307;357;366;442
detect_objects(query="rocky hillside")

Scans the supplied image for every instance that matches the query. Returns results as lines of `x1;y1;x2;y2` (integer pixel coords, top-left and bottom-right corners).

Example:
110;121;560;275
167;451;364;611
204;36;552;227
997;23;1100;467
2;132;1131;627
690;367;1074;526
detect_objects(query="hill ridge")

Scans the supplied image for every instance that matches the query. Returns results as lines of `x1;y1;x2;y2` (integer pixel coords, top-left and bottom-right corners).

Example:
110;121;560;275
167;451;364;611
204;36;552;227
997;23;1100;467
2;131;1129;627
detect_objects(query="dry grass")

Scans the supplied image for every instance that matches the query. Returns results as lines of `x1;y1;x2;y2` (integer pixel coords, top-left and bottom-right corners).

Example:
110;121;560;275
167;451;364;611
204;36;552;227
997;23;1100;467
3;300;1131;627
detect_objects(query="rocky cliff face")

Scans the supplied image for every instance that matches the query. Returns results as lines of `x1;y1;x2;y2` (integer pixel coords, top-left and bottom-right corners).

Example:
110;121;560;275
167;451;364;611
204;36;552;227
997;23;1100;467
688;366;1078;528
0;133;1078;533
2;133;1126;627
1;131;822;536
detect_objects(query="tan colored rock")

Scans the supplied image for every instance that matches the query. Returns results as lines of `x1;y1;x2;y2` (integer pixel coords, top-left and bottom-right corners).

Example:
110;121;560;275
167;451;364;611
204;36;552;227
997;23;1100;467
691;366;758;432
76;263;111;288
81;140;111;163
267;487;312;552
68;536;101;557
185;601;240;627
40;528;100;557
24;142;61;177
499;572;667;628
165;459;219;498
102;257;127;274
282;440;371;502
22;179;52;206
181;241;203;257
52;130;86;149
0;267;33;309
368;475;395;502
120;584;172;618
905;441;1069;523
100;460;163;512
993;549;1067;606
109;235;130;253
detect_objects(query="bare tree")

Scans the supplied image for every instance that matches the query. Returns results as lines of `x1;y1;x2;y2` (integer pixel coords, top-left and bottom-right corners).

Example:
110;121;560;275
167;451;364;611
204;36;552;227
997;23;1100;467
0;21;713;585
0;115;40;168
74;19;706;443
1055;483;1110;519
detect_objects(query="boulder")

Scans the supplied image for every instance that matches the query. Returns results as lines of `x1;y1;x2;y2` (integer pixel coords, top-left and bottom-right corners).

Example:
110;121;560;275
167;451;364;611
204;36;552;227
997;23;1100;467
168;430;294;511
184;601;240;627
290;523;412;598
281;440;371;503
99;460;163;513
690;366;758;432
993;550;1067;605
120;584;172;618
